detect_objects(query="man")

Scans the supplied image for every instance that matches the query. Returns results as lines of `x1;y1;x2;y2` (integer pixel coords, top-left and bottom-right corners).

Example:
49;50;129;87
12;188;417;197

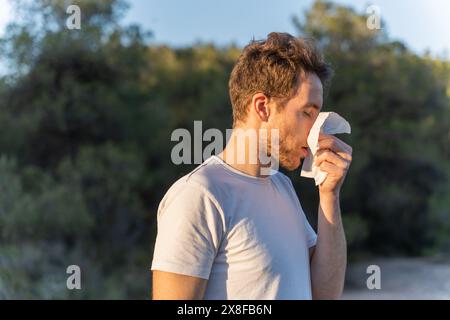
151;32;352;299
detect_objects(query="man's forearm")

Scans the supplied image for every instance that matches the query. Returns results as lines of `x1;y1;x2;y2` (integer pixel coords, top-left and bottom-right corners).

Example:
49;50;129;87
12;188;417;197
310;193;347;299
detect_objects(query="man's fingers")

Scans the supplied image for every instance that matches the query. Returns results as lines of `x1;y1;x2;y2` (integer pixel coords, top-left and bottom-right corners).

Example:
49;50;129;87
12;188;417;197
337;151;352;162
318;133;352;155
314;149;349;169
318;160;345;177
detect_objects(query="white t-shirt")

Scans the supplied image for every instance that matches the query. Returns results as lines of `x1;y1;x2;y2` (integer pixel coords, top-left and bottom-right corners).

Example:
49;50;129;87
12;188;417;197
151;155;317;299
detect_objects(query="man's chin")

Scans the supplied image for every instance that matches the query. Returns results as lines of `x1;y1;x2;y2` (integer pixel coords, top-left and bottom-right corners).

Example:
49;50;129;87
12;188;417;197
280;157;303;171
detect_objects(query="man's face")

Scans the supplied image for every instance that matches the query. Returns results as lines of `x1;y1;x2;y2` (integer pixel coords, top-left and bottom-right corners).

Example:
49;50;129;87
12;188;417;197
265;73;323;171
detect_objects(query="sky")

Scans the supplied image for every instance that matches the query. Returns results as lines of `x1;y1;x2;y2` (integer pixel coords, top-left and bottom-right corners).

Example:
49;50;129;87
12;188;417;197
1;0;449;57
121;0;450;57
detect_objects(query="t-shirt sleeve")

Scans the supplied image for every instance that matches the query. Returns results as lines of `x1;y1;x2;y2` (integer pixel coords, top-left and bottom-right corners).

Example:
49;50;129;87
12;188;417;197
151;181;224;280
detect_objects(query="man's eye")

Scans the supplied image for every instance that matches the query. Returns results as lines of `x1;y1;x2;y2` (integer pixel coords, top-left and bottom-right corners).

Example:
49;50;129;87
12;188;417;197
303;111;311;117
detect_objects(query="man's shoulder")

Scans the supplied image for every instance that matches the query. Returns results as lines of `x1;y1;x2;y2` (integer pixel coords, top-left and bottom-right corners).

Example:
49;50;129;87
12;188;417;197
160;157;229;207
185;156;227;187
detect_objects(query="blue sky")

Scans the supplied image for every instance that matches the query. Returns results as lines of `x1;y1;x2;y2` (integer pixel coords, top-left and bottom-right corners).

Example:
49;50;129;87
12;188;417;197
122;0;450;57
1;0;449;57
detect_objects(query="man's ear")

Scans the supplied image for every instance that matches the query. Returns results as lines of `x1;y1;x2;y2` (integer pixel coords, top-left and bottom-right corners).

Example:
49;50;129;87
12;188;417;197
251;93;270;122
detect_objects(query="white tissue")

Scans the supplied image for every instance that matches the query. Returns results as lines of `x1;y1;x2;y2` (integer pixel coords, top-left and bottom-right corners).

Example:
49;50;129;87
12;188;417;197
300;112;351;185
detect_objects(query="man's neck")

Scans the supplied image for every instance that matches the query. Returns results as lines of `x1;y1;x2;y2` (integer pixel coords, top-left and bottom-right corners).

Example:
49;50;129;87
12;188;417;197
218;128;270;178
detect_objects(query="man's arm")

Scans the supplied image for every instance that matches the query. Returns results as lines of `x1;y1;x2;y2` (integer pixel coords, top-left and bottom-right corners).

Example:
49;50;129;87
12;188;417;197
150;182;223;300
152;270;208;300
309;194;347;299
309;133;352;299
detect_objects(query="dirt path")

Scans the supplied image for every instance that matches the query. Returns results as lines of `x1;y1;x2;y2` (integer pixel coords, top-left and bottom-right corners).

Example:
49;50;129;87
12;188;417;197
342;256;450;300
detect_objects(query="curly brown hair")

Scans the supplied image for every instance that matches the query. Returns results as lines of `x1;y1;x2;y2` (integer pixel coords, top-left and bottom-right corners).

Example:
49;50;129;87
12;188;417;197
228;32;333;127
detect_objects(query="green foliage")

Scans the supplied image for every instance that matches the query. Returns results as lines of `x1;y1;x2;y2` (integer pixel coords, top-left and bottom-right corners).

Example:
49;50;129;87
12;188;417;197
291;0;450;256
0;0;449;298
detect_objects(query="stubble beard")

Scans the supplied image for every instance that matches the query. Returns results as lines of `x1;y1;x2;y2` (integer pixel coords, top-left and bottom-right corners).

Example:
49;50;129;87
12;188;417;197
262;121;301;172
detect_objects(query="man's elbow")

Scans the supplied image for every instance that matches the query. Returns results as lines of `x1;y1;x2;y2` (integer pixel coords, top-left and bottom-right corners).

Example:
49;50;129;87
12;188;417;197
311;284;344;300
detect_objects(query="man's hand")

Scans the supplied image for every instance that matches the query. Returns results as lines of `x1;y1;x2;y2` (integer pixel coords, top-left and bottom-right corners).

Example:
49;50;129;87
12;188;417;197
314;133;352;196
